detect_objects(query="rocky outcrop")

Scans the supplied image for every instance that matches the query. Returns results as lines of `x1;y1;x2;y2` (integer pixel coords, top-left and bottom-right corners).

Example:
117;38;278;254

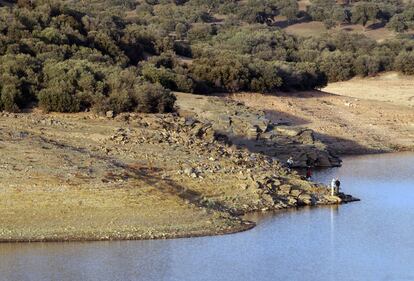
175;93;341;168
103;112;357;213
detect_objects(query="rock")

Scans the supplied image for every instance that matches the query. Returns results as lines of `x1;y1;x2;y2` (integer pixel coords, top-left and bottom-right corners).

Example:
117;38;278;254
278;184;291;195
240;184;249;190
246;126;259;137
106;111;114;118
315;153;332;167
287;197;297;206
260;131;277;140
184;168;194;176
297;194;315;206
252;116;270;133
323;195;342;204
297;129;315;144
217;114;232;127
185;117;197;127
275;126;302;137
290;189;302;197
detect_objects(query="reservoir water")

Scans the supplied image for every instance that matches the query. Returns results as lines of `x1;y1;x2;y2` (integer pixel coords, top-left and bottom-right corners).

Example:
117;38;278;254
1;153;413;281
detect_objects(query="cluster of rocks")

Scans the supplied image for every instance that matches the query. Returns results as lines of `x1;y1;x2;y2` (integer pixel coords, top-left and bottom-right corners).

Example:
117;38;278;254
176;95;341;168
104;112;354;212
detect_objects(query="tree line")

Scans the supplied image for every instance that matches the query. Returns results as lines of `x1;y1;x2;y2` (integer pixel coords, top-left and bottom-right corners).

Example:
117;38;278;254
0;0;413;113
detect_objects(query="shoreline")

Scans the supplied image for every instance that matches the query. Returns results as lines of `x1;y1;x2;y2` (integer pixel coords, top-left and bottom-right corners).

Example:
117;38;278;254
2;83;412;243
0;110;361;244
0;221;257;243
0;190;360;243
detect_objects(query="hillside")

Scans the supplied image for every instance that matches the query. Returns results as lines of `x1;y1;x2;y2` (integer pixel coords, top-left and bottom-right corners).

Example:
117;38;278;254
0;0;414;115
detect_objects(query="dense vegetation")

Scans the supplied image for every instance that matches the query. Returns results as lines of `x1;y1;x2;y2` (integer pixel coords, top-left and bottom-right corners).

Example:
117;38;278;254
0;0;413;113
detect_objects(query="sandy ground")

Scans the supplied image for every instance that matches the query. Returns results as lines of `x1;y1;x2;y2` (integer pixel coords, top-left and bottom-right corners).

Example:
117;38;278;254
324;72;414;108
231;84;414;155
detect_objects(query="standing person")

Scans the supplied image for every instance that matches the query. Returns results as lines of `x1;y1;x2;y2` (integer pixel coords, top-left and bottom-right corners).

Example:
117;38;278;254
305;156;312;180
335;178;341;194
331;178;336;196
306;157;313;168
286;156;294;171
306;166;312;180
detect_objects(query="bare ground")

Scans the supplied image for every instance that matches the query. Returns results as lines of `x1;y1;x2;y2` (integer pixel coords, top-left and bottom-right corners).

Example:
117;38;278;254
324;72;414;108
0;109;345;242
284;21;400;42
231;87;414;155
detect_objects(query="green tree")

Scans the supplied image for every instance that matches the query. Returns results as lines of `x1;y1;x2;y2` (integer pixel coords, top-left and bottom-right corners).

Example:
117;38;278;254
387;14;408;32
318;51;355;82
351;2;380;28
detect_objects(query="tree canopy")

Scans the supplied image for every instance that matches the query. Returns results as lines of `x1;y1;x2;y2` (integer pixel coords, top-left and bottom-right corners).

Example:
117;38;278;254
0;0;413;113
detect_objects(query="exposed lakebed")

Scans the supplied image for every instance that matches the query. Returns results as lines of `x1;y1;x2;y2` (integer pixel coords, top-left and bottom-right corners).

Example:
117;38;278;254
1;153;413;281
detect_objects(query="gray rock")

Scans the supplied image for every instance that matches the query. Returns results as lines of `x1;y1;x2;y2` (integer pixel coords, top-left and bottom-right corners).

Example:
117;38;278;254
297;129;315;144
275;126;302;137
106;111;114;118
184;168;195;176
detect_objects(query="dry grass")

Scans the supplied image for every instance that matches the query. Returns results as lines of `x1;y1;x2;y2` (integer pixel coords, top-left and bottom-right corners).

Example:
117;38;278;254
285;21;397;42
285;21;327;37
0;114;246;242
324;72;414;108
298;0;310;11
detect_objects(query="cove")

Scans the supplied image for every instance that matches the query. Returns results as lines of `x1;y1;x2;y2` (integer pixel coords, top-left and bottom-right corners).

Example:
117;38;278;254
1;153;413;281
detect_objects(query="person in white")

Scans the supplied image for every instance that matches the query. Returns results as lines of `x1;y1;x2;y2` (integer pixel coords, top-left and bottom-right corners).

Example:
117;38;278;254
331;178;336;196
286;157;294;171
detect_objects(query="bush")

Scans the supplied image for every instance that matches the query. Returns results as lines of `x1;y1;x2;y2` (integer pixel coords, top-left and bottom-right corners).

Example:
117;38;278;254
38;89;81;113
0;54;40;111
0;0;413;113
318;51;355;82
394;51;414;75
38;60;107;112
134;83;176;113
354;55;381;76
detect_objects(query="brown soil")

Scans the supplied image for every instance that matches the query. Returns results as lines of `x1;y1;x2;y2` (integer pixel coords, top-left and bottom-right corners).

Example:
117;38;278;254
0;108;347;242
324;72;414;108
230;85;414;155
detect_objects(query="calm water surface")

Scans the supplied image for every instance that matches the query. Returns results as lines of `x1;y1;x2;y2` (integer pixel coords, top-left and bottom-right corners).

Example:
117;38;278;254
1;153;414;281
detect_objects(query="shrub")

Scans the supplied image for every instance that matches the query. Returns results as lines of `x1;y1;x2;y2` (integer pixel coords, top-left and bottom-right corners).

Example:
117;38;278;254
394;51;414;75
318;51;355;82
38;88;81;113
0;54;40;111
134;82;176;113
354;55;381;76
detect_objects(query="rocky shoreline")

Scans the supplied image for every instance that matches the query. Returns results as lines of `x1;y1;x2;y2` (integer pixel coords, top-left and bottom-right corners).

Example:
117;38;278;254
0;93;360;242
